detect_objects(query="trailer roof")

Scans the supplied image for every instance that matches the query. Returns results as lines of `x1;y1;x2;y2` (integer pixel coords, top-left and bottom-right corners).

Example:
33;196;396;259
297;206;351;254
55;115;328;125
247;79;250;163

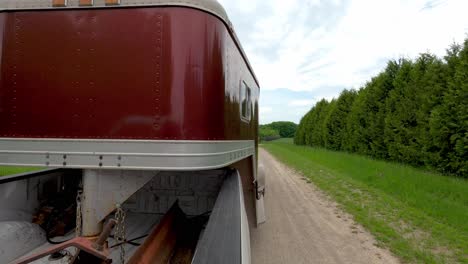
0;0;230;24
0;0;259;86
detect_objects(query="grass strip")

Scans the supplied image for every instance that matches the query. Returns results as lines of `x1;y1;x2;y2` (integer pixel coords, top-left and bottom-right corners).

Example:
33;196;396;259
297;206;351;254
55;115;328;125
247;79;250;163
262;140;467;264
0;166;43;177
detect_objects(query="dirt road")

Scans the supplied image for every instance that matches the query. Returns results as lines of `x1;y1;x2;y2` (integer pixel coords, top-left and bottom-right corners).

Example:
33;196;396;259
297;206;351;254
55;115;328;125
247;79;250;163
250;148;400;264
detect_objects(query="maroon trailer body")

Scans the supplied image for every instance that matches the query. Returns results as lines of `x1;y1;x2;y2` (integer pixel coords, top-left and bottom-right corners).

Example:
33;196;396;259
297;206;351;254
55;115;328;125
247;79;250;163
0;6;259;141
0;1;265;263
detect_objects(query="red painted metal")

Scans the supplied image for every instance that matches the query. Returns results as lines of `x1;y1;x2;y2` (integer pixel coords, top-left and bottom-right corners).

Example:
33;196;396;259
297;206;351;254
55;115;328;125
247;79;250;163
52;0;67;7
0;7;259;141
13;237;110;264
127;203;182;264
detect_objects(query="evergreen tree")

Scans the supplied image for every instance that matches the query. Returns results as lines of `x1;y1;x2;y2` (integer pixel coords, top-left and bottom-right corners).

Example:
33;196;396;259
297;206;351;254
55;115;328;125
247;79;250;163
429;40;468;175
414;55;448;166
345;61;400;157
303;108;316;146
346;87;372;154
384;55;446;166
294;115;307;145
323;89;357;150
309;99;331;147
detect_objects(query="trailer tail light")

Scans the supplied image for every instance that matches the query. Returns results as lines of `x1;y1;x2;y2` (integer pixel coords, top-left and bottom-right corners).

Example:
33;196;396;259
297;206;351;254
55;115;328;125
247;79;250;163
79;0;93;6
52;0;67;7
105;0;120;5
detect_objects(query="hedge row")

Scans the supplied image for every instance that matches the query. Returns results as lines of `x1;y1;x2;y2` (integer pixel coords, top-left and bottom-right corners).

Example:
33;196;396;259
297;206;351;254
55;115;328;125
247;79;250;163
295;39;467;177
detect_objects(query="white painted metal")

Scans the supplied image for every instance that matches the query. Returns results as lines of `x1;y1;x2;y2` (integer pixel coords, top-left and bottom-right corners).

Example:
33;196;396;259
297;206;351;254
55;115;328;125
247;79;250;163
81;169;155;236
0;171;62;222
0;221;46;264
0;180;37;222
0;139;255;171
124;170;225;216
192;169;244;264
237;170;251;264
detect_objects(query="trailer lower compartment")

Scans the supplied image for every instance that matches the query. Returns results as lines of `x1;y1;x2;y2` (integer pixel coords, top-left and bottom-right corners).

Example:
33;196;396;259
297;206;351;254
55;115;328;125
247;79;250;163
0;168;250;264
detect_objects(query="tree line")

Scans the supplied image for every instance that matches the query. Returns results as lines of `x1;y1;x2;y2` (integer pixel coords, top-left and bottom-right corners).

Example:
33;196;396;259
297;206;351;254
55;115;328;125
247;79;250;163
260;121;298;141
295;39;467;177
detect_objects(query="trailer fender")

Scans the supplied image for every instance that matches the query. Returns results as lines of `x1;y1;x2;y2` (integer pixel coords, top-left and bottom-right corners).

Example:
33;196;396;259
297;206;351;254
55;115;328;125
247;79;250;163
255;163;266;225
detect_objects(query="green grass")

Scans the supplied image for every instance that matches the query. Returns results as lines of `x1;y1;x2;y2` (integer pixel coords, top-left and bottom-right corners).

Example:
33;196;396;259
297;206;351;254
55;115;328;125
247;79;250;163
263;139;468;264
0;166;43;177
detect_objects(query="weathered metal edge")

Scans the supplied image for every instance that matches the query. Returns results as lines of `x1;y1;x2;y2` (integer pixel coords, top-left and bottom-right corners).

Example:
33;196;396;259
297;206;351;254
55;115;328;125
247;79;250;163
0;139;255;171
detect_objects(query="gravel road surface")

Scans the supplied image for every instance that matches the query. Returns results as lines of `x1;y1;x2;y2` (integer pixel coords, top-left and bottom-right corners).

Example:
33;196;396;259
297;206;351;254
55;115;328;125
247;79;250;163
250;148;400;264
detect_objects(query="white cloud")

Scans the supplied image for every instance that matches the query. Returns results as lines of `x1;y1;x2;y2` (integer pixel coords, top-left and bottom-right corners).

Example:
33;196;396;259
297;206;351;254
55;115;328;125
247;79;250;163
223;0;260;14
288;100;315;107
219;0;468;122
223;0;468;92
260;106;273;114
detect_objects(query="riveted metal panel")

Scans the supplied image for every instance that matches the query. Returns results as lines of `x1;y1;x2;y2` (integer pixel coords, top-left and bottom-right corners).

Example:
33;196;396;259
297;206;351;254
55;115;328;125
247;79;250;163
0;8;258;141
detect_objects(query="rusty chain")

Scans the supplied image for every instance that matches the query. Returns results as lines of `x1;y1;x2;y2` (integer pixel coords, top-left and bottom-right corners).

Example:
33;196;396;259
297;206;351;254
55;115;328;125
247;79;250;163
75;190;83;237
114;204;127;264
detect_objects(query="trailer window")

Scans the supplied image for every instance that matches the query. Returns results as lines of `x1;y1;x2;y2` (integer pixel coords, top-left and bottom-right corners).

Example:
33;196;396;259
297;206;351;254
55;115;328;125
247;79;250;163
240;81;251;122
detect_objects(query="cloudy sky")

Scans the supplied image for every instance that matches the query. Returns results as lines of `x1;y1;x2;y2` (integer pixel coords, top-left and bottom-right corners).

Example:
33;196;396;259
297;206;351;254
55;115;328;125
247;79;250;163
217;0;468;124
